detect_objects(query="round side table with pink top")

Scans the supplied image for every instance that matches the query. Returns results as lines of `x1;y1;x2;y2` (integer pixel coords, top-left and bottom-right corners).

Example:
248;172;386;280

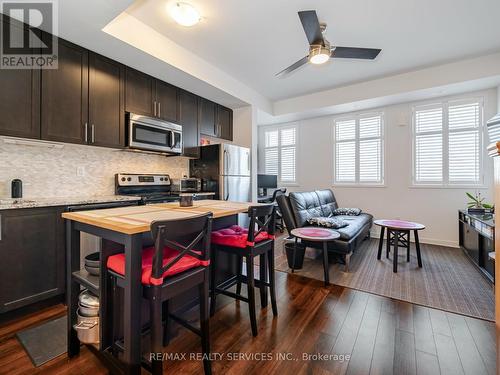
374;219;425;273
290;227;340;286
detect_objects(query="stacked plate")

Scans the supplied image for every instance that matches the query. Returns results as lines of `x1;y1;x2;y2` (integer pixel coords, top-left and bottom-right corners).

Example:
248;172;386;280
84;252;99;276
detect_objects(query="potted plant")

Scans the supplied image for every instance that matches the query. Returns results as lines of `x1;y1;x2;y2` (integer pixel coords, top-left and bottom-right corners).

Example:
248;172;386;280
466;191;494;214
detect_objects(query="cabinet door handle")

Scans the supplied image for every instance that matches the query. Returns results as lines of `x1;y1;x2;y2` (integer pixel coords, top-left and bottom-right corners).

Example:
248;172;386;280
91;124;95;143
154;101;157;117
84;123;88;143
158;102;161;118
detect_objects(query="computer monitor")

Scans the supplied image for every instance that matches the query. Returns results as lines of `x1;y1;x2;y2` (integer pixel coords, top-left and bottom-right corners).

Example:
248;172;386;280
258;174;277;196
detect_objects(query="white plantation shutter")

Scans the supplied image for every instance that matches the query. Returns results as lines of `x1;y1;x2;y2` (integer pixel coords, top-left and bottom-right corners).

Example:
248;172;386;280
360;139;382;182
335;141;356;182
448;102;481;183
413;100;482;185
264;129;278;175
262;126;297;183
336;119;356;140
334;114;384;184
264;148;278;175
281;147;296;181
415;133;442;182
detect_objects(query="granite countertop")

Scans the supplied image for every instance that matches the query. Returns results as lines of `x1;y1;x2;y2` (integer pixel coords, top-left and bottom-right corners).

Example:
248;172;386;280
0;195;141;210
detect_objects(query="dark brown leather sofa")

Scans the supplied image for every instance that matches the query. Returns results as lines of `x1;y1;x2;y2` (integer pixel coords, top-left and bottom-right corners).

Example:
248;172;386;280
276;189;372;270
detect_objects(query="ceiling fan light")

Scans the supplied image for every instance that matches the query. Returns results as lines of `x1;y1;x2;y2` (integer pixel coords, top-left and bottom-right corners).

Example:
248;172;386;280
309;45;330;65
169;2;200;27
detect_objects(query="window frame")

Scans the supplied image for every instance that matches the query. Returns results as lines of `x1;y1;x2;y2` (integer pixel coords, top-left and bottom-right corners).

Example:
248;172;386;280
333;112;385;187
411;97;484;188
262;124;298;185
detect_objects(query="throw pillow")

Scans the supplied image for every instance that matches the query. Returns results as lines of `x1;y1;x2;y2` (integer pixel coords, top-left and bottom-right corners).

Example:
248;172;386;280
307;217;348;229
332;208;362;216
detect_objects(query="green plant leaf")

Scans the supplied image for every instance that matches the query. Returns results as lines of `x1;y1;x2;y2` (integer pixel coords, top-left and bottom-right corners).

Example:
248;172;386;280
466;192;476;200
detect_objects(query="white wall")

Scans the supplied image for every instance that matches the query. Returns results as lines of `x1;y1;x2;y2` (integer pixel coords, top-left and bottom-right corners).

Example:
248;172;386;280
258;88;498;247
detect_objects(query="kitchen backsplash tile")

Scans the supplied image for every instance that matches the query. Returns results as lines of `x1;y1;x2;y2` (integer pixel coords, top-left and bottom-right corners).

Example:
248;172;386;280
0;139;189;198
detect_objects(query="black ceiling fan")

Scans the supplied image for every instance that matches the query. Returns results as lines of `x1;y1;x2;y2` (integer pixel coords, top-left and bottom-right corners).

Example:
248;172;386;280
276;10;381;77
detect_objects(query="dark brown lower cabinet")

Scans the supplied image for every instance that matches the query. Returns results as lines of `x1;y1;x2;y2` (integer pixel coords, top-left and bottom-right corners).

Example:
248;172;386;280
0;207;65;313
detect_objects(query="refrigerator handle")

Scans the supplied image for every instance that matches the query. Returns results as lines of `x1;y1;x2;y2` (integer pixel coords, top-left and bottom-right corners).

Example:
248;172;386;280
223;149;228;175
247;151;250;174
225;177;229;200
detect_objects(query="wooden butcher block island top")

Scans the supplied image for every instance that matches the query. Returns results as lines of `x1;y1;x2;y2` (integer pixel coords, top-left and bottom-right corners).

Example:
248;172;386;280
62;200;259;234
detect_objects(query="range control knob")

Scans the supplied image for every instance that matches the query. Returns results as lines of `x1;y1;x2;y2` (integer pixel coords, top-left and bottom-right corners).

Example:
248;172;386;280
127;177;132;181
121;177;126;182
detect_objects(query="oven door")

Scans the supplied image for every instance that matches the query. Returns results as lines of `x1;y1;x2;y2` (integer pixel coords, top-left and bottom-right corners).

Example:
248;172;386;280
129;121;172;153
128;114;183;154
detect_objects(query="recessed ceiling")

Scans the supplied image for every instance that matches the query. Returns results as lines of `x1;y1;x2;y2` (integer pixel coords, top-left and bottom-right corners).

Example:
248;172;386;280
126;0;500;101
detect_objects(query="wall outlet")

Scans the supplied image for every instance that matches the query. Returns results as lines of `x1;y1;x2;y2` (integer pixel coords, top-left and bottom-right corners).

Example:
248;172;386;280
76;166;85;177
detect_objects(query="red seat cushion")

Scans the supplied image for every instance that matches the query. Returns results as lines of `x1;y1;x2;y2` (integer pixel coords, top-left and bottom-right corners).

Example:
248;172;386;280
107;246;206;285
211;225;272;248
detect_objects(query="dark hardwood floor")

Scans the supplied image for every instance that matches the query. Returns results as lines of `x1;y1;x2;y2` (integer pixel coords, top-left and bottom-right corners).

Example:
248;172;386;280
0;271;495;374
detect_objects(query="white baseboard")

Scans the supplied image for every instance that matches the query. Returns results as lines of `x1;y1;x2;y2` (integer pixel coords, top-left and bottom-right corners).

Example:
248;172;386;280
369;231;459;248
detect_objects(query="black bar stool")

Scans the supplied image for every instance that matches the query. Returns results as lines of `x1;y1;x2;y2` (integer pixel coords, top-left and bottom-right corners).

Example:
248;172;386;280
209;204;277;337
107;213;213;375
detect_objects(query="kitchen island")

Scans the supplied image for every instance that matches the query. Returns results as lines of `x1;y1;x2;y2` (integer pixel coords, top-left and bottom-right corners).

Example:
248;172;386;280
62;200;259;374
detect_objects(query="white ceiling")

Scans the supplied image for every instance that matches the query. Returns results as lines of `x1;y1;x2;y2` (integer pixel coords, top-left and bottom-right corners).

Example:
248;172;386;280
127;0;500;101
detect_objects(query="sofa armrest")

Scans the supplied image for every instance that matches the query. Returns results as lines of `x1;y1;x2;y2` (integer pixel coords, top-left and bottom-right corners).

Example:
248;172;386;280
276;194;297;236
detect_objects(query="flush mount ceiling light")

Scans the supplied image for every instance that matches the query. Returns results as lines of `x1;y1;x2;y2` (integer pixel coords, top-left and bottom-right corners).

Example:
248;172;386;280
169;2;200;27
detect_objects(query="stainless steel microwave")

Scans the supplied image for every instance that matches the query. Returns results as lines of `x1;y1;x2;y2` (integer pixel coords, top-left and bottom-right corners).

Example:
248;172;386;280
171;177;201;192
128;113;182;154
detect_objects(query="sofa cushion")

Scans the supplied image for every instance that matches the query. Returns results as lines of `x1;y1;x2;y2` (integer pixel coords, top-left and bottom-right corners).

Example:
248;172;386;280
333;213;373;240
307;216;348;229
315;189;338;217
332;208;362;216
289;191;324;227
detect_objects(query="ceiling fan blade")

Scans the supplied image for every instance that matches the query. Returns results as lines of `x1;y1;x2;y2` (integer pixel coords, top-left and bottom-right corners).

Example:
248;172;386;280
331;47;381;59
298;10;324;45
275;56;309;77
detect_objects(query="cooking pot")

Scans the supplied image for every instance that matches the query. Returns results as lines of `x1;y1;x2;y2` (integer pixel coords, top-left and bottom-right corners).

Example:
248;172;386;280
74;309;99;344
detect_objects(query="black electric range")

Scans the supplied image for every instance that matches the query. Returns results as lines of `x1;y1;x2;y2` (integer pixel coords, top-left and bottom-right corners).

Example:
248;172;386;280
115;173;184;204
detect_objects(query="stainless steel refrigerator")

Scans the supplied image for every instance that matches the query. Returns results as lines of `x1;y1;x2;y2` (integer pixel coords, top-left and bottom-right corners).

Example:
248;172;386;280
190;143;251;202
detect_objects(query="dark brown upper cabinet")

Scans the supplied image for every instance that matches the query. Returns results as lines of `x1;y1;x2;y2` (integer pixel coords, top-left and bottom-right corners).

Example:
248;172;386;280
199;98;217;138
125;68;155;116
0;17;40;139
125;68;179;123
216;105;233;141
0;63;41;140
155;80;179;123
41;38;89;145
89;53;125;148
179;90;200;158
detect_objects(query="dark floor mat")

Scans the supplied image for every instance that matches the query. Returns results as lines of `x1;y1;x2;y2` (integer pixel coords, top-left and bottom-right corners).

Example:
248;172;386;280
16;316;67;367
